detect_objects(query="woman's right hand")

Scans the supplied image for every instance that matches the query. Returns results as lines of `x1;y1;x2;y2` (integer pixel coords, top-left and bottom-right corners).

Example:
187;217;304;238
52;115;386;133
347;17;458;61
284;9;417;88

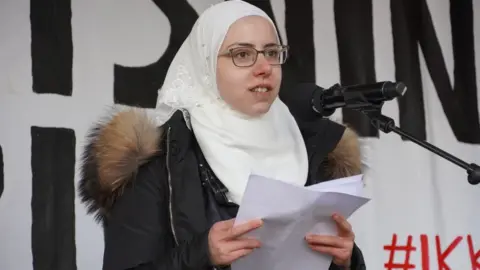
207;218;263;266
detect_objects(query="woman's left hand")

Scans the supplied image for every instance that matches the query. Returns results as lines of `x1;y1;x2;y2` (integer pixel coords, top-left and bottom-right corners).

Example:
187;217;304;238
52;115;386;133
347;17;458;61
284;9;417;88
305;213;355;268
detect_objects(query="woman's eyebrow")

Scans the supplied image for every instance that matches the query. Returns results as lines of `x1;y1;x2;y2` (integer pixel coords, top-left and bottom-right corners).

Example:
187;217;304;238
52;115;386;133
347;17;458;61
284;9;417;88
227;42;255;49
226;42;280;49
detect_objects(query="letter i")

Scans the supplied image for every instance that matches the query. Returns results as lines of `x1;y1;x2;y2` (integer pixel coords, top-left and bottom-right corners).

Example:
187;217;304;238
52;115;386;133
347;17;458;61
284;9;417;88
420;234;430;270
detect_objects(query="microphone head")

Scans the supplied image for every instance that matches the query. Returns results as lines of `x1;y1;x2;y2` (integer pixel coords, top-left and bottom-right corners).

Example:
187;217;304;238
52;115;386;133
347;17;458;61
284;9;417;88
384;81;407;99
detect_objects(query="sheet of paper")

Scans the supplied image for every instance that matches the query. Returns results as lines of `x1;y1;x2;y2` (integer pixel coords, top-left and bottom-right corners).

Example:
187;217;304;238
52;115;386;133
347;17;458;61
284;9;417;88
231;174;370;270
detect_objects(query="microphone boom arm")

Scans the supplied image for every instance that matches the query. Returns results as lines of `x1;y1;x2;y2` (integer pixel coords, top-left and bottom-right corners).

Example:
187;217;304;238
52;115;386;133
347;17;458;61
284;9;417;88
356;101;480;185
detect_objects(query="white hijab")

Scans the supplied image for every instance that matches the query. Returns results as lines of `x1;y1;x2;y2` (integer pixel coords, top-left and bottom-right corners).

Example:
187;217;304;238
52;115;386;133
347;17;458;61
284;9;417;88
154;0;309;204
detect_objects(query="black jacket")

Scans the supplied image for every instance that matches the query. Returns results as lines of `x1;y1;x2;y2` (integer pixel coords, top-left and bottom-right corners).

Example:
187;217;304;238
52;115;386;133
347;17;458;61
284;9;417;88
78;108;366;270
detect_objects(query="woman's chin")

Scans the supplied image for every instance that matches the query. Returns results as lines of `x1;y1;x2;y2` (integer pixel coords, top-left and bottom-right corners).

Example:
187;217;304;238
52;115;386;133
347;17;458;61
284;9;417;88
247;102;274;117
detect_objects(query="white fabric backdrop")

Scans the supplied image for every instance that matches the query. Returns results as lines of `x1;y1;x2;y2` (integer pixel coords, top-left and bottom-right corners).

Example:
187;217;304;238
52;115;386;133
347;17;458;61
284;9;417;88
1;0;479;269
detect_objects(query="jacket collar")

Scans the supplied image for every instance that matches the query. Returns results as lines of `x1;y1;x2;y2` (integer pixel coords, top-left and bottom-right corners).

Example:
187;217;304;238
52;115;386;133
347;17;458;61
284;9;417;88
165;110;193;163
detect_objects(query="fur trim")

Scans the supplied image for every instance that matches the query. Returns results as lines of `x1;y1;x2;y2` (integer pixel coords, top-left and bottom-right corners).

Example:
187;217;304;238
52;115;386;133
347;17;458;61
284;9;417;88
78;108;361;223
325;127;362;178
78;107;163;222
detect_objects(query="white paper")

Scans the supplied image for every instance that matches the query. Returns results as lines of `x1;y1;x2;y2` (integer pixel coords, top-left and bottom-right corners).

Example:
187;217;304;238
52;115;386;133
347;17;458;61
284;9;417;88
231;174;370;270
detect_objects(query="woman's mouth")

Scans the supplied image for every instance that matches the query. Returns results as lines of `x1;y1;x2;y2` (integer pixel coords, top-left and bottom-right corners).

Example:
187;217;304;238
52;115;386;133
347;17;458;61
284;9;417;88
250;87;270;93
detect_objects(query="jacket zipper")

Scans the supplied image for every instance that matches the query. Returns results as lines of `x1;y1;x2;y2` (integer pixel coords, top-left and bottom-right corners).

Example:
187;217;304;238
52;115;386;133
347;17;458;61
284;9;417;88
167;126;217;270
166;126;179;246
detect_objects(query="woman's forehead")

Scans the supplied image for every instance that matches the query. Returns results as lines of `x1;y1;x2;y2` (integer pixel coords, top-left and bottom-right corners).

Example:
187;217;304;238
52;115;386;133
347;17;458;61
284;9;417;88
221;16;278;47
228;15;274;32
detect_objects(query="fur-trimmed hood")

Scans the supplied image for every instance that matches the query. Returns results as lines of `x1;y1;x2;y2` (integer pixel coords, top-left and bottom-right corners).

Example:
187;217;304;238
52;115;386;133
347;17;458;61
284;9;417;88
78;108;164;222
78;108;362;223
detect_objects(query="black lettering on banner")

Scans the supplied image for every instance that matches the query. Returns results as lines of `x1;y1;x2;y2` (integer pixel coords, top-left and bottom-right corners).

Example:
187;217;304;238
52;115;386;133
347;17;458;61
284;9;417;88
30;0;73;96
283;0;316;83
391;0;480;143
0;145;3;199
113;0;198;108
31;127;76;270
334;0;379;137
390;0;427;140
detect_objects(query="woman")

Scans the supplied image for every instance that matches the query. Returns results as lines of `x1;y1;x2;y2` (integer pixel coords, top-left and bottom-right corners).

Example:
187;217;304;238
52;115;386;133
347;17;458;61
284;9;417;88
79;1;365;269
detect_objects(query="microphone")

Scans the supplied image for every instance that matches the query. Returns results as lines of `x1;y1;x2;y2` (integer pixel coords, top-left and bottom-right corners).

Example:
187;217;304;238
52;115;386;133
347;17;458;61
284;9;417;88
282;81;480;185
285;81;407;119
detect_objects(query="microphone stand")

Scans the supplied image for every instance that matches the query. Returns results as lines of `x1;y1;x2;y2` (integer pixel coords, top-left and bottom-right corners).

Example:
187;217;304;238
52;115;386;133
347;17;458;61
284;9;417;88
354;101;480;186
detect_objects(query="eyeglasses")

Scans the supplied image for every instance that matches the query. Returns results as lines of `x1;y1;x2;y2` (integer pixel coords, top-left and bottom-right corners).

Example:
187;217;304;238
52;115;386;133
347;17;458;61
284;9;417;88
219;45;289;67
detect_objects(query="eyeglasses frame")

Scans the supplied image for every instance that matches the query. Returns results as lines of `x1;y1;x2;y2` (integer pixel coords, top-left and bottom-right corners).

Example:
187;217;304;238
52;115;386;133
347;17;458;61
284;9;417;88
218;44;290;67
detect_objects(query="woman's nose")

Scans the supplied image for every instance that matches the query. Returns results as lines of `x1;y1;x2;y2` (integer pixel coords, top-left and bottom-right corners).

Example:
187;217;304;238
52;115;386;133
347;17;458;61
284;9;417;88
252;54;272;76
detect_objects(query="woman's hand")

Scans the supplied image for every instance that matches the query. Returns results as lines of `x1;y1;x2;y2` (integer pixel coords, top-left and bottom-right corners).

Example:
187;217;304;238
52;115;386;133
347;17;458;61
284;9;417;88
208;218;263;266
305;213;355;268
